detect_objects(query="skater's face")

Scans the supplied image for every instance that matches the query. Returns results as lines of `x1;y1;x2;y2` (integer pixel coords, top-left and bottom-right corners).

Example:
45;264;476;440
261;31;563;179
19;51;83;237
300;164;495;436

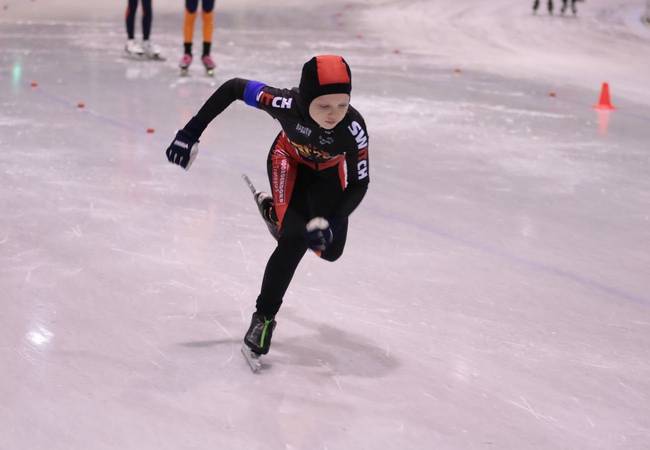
308;93;350;129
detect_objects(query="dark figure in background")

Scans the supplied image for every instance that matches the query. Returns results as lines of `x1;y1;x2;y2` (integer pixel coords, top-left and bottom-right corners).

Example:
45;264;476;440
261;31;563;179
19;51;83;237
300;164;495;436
561;0;578;15
533;0;554;15
124;0;162;58
179;0;216;74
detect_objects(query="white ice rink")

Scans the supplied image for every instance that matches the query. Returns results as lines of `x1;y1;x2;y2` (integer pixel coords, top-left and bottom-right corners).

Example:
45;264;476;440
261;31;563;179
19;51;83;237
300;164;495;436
2;0;650;449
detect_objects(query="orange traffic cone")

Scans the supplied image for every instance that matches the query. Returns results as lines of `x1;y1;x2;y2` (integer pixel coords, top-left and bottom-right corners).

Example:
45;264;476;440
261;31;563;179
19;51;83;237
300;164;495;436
594;82;615;110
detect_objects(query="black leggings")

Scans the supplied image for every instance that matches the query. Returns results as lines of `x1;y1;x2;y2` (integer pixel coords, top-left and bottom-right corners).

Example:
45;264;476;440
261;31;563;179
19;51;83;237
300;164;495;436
562;0;577;10
533;0;553;12
126;0;152;40
255;160;349;318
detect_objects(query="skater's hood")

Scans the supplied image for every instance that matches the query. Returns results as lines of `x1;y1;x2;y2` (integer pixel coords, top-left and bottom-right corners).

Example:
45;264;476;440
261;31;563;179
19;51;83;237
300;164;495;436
299;55;351;108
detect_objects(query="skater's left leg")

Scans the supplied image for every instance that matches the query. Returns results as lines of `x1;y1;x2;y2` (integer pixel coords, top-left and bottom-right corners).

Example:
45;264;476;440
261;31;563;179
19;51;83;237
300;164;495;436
305;164;348;262
200;0;216;70
141;0;152;41
201;0;215;55
255;217;309;318
319;217;348;261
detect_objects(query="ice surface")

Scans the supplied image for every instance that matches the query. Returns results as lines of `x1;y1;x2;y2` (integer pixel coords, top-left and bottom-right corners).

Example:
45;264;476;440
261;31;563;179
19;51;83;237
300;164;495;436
1;1;650;449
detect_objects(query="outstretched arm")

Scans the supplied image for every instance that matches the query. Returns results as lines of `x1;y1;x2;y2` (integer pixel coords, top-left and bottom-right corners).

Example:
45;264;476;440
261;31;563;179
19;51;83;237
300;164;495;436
165;78;249;169
184;77;249;138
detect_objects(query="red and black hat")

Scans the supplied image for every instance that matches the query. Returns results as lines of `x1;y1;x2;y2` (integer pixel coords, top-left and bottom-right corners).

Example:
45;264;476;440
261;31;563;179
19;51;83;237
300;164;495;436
299;55;352;107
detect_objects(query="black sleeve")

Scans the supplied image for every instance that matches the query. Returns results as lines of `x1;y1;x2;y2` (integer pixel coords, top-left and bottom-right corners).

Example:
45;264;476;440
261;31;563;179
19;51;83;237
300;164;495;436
333;182;368;219
183;78;249;139
332;111;370;219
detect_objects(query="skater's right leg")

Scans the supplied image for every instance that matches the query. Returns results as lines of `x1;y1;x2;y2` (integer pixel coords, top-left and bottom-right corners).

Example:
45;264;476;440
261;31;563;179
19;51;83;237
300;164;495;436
532;0;540;12
201;0;216;67
548;0;554;14
125;0;142;54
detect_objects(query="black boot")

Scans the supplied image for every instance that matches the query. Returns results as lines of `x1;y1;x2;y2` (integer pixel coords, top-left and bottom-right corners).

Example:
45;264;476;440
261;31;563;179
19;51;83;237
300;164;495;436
244;312;276;355
254;192;280;240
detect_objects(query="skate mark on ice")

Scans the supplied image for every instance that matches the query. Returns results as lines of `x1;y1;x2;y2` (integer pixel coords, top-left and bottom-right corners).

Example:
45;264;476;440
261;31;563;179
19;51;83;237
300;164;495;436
212;316;235;367
375;210;650;307
236;239;253;273
508;396;558;423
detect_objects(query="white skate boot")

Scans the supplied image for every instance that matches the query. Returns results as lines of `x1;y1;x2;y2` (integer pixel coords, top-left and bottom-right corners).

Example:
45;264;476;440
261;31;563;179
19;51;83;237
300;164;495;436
142;40;164;61
125;39;144;58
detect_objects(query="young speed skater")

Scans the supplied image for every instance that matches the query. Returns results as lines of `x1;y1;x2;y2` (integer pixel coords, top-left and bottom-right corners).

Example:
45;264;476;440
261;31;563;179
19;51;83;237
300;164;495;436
165;55;370;370
124;0;163;59
179;0;216;75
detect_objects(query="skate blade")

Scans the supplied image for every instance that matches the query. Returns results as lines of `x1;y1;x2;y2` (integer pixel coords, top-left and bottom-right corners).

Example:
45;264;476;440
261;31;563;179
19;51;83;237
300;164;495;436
124;52;146;61
180;68;190;77
205;69;215;77
241;344;262;373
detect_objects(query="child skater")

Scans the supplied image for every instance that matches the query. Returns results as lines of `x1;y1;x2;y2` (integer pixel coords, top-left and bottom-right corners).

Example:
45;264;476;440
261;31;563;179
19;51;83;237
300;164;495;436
165;55;370;362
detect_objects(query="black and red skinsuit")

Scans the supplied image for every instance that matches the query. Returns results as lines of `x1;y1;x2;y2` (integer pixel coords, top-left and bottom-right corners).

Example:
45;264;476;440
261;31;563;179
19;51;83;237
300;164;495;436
182;78;370;317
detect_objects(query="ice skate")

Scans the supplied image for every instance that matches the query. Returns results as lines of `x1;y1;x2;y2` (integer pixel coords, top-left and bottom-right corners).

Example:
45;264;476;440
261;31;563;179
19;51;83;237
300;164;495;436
201;55;216;77
142;40;165;61
124;39;144;59
244;312;276;355
241;344;262;372
242;174;280;240
255;191;280;240
179;54;192;76
242;312;276;372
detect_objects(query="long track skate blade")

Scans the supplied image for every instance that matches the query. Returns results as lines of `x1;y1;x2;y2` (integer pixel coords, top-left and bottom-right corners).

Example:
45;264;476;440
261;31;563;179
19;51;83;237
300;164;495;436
124;53;146;61
241;174;258;195
241;344;262;373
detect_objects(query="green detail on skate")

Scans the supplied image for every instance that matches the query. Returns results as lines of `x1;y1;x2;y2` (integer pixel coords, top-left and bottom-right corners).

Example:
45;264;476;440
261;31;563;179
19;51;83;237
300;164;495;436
259;318;273;347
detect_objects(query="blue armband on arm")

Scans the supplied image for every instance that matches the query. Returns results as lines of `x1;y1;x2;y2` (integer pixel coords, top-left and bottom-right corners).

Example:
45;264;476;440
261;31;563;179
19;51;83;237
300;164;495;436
243;81;266;107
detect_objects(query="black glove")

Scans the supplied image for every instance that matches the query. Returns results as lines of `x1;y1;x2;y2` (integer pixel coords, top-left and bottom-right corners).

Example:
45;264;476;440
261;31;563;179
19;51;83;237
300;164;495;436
166;129;199;170
305;217;334;251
